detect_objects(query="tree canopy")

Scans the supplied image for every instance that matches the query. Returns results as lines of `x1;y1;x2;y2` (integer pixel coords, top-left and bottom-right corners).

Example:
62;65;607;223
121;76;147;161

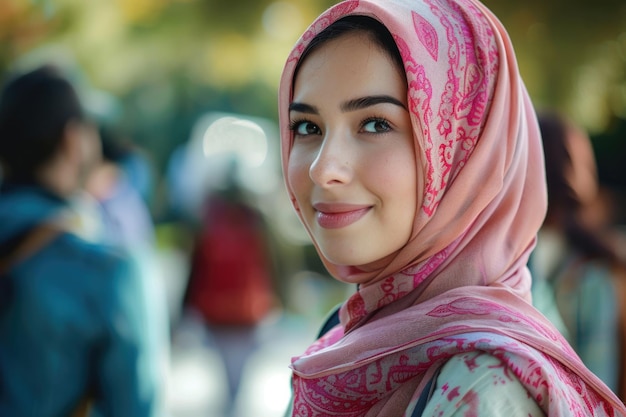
2;0;625;175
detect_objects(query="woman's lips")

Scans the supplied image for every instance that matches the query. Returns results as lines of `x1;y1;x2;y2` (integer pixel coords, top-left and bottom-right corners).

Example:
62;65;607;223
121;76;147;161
313;203;371;229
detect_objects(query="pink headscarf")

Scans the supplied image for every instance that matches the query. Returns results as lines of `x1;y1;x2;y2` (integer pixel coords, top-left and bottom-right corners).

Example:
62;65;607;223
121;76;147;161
278;0;626;415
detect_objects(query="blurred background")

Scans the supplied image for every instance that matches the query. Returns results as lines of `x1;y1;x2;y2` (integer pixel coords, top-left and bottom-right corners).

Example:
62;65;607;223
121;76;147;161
1;0;625;416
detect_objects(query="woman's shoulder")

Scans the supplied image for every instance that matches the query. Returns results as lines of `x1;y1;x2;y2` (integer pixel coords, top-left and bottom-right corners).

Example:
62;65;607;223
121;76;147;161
422;351;545;417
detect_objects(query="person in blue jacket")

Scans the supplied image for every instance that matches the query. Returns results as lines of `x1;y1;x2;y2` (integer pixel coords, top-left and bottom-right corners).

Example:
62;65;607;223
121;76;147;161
0;65;158;417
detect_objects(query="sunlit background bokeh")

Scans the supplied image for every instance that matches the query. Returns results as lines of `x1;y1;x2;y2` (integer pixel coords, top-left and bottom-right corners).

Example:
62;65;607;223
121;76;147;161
3;0;626;180
2;0;626;416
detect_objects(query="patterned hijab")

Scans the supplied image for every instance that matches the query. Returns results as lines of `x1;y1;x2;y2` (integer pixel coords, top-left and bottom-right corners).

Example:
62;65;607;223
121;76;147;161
278;0;626;415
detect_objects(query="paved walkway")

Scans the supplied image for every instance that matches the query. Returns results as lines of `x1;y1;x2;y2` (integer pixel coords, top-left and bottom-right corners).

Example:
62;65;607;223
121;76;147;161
155;246;345;417
165;312;319;417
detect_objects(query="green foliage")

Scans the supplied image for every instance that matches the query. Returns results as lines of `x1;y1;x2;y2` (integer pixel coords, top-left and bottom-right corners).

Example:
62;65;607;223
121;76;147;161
1;0;625;183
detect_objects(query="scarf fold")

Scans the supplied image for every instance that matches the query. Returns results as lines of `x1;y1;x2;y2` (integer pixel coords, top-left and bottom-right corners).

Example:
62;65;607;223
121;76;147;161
291;288;624;416
278;0;626;415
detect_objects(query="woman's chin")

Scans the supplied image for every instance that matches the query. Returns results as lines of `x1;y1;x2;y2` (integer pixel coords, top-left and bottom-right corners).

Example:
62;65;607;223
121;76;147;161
333;265;370;283
331;253;398;284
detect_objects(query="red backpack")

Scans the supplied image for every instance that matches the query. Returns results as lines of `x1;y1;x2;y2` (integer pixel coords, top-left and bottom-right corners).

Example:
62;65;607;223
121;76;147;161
185;195;275;326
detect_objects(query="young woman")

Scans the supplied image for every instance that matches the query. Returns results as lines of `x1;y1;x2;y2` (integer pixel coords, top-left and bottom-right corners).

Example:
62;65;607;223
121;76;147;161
278;0;626;415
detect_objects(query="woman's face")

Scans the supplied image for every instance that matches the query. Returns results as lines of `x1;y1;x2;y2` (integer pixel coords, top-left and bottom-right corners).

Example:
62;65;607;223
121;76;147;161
288;31;419;281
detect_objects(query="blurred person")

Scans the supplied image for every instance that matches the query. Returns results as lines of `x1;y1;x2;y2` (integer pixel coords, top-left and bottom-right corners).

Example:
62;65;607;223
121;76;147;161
182;157;277;417
112;139;155;208
0;65;158;416
277;0;626;415
531;109;626;400
86;128;156;248
84;128;170;416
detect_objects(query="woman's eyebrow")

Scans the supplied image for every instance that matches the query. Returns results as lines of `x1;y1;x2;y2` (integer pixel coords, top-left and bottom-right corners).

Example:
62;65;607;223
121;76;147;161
289;95;407;115
289;102;318;114
341;95;407;112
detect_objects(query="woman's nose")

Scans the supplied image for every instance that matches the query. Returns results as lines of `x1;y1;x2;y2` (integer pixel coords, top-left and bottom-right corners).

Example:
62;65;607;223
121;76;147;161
309;132;353;187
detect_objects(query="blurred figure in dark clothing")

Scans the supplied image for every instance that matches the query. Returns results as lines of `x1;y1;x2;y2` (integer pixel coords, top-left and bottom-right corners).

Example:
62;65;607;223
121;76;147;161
530;109;626;401
0;65;159;417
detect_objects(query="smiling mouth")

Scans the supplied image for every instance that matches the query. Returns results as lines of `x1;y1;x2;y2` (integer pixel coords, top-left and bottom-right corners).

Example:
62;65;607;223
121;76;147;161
315;207;371;229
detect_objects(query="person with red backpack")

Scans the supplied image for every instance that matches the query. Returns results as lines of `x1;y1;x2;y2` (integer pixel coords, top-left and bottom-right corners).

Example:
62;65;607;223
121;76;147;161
183;159;277;416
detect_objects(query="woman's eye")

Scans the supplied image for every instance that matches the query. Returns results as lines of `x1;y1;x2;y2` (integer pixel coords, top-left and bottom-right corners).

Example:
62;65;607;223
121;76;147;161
362;118;392;133
290;120;321;136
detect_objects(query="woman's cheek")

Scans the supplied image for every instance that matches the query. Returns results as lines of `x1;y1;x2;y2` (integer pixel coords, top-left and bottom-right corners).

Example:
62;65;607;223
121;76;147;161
287;151;311;197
